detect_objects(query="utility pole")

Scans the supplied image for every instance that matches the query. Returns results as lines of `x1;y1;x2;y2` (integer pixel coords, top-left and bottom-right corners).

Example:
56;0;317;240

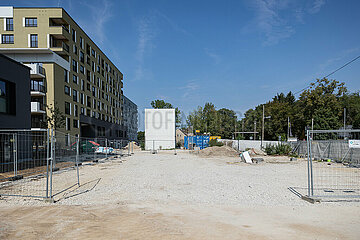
261;105;265;148
344;108;346;139
254;121;256;140
287;117;290;140
311;118;314;139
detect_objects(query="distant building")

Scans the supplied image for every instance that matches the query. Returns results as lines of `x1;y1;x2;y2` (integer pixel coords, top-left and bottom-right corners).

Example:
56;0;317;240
176;129;186;147
122;95;138;141
0;53;31;129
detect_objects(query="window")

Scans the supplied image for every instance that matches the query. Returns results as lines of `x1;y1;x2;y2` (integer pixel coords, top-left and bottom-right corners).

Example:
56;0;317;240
73;45;78;55
80;51;84;63
66;117;71;131
81;80;85;91
86;70;91;81
86;44;90;55
0;79;15;115
73;119;78;128
80;65;84;74
74;104;78;117
92;61;95;72
30;34;38;48
73;89;78;102
72;28;76;42
25;18;37;27
6;18;13;31
80;107;84;115
64;70;68;83
87;83;90;91
1;34;14;44
91;49;96;57
73;74;78;84
87;96;91;107
80;93;84;104
64;85;70;96
65;102;71;115
72;59;78;72
79;36;83;48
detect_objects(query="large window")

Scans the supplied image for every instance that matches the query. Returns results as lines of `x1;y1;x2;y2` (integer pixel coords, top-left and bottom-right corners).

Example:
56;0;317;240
72;74;78;84
72;59;78;72
25;18;37;27
80;51;84;63
65;102;71;115
72;29;76;42
73;89;78;102
30;34;38;48
0;79;15;115
64;70;68;83
1;34;14;44
6;18;13;31
64;85;70;96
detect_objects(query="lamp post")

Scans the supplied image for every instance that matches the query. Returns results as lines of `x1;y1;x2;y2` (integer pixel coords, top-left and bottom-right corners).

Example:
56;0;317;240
261;105;271;149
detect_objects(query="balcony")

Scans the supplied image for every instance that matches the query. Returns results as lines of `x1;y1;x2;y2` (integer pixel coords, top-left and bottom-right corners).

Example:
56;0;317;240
31;81;46;96
31;102;46;114
24;63;45;78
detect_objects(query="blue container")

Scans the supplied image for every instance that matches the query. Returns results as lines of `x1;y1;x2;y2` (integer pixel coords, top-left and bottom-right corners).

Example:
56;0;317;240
184;135;210;150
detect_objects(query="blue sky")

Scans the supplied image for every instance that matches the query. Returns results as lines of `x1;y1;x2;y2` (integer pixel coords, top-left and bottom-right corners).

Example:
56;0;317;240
3;0;360;130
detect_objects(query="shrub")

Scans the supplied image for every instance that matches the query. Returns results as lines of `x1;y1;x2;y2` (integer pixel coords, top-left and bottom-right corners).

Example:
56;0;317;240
264;143;292;155
209;139;224;147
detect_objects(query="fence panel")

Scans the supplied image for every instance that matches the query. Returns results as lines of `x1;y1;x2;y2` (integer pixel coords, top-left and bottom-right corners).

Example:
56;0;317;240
0;130;50;198
307;129;360;200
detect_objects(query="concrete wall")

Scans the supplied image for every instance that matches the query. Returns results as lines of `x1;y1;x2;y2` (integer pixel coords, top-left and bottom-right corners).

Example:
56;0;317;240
219;139;281;151
145;109;175;150
0;54;30;129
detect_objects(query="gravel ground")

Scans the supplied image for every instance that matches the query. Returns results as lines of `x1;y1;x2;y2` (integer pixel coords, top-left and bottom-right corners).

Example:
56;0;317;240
1;151;360;239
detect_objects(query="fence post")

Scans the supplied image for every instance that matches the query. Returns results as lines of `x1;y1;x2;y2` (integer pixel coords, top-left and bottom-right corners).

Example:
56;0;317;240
238;139;240;152
76;136;80;186
46;129;50;198
49;129;54;200
306;130;310;196
128;140;130;156
105;138;108;159
309;131;314;196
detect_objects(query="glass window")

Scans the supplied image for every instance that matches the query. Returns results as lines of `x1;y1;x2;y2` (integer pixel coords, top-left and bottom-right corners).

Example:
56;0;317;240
64;85;70;95
65;102;71;115
64;70;68;82
25;18;37;27
80;51;84;63
6;18;13;31
74;104;78;117
79;36;83;48
73;89;78;102
73;74;78;84
73;45;78;55
73;119;78;128
30;34;38;48
72;29;76;42
0;79;15;114
66;118;71;130
1;34;14;44
72;59;77;72
80;65;84;74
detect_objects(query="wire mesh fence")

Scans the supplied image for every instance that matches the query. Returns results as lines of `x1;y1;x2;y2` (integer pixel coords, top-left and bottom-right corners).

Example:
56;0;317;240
307;129;360;200
0;129;130;200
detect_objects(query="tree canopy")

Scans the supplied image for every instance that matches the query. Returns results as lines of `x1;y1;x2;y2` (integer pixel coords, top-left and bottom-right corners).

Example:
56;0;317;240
151;99;181;127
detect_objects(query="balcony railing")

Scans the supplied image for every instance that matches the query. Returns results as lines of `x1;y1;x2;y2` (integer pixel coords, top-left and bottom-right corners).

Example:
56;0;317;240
30;81;46;93
31;102;45;113
24;63;45;77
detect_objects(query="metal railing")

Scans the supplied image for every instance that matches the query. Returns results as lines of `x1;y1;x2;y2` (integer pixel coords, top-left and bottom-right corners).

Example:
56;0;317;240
30;81;46;93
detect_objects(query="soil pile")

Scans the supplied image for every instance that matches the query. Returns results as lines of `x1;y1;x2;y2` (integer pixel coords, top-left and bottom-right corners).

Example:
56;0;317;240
198;146;239;157
123;142;142;151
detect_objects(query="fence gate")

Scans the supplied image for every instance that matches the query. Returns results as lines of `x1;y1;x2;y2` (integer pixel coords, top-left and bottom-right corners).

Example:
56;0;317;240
307;129;360;201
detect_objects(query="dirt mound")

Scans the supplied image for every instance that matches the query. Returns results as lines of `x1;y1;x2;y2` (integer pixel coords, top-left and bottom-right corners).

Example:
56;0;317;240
198;145;239;157
123;142;142;151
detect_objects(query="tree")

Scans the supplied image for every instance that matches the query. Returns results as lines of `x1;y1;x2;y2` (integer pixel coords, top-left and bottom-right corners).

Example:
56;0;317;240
151;99;181;127
44;103;66;130
137;131;145;142
340;92;360;129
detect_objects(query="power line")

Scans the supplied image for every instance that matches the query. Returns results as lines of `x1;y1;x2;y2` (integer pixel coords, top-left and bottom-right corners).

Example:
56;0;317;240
294;55;360;95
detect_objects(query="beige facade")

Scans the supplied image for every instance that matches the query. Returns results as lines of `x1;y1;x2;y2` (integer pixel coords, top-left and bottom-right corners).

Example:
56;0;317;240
0;7;127;139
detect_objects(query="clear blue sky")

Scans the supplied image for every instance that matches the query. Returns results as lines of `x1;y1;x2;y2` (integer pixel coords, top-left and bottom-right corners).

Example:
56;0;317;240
3;0;360;130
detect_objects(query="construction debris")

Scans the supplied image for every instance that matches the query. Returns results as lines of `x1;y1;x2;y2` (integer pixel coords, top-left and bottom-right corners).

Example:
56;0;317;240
123;142;142;151
248;148;267;156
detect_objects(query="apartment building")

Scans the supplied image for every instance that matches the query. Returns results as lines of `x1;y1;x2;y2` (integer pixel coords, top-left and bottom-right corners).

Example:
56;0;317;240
122;95;138;141
0;6;128;139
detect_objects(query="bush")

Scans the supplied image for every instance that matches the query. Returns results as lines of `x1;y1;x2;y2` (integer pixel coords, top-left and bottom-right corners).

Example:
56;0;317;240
209;139;224;147
264;143;292;155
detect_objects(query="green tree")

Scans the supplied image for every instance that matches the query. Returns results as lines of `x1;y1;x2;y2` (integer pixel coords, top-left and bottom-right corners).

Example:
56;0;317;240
137;131;144;142
43;103;66;130
341;92;360;129
151;99;181;127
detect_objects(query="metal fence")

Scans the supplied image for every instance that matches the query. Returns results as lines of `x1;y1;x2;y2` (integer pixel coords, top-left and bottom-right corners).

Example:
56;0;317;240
0;129;128;201
306;129;360;201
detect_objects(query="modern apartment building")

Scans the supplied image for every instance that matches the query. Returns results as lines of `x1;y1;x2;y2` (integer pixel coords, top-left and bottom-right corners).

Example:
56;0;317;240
122;95;138;141
0;6;129;139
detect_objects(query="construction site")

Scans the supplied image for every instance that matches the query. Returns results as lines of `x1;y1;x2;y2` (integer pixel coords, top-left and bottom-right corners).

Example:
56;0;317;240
0;128;360;239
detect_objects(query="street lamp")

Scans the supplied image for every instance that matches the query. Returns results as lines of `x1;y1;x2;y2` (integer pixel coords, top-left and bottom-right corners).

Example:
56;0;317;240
261;105;271;149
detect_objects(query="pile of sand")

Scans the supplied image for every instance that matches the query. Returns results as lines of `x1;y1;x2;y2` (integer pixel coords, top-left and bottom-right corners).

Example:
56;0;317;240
248;148;267;156
198;145;239;157
123;142;142;151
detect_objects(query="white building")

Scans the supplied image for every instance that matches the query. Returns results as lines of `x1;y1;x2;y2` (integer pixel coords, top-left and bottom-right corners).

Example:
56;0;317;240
145;109;175;150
